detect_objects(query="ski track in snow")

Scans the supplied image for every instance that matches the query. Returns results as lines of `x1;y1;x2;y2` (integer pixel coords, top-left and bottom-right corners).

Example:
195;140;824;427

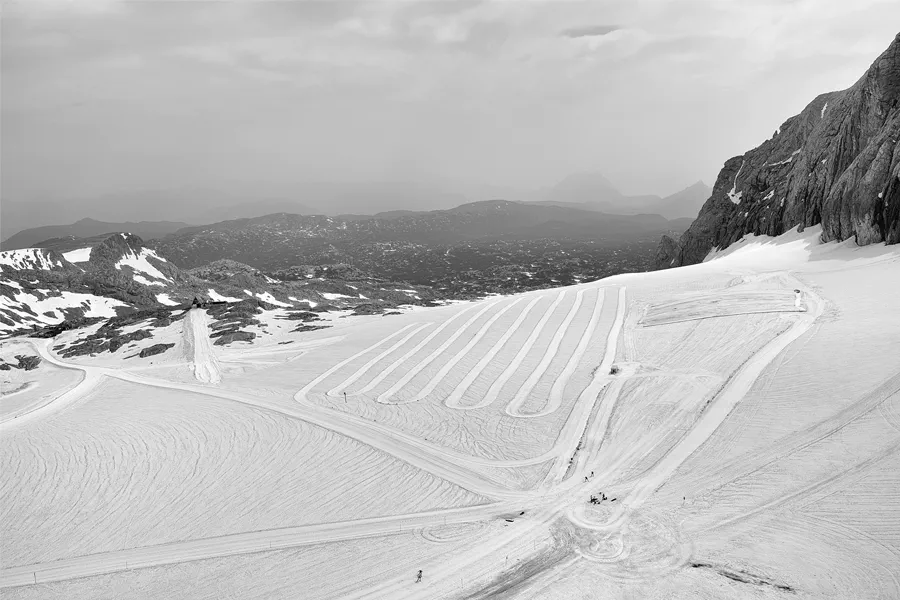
183;309;222;384
3;234;899;599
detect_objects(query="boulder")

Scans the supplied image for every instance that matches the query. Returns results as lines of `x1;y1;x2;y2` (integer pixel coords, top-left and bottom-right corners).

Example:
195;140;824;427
213;331;256;345
139;343;174;358
14;355;41;371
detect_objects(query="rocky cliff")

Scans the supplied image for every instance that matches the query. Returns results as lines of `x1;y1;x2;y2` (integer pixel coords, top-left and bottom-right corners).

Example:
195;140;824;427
656;33;900;268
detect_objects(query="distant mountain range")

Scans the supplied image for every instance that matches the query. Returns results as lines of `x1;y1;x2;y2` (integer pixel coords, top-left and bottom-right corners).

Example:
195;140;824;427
0;218;191;251
533;176;711;220
2;178;708;245
657;33;900;268
148;200;690;271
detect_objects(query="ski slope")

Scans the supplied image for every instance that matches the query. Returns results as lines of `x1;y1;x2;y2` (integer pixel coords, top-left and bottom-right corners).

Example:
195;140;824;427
2;226;899;599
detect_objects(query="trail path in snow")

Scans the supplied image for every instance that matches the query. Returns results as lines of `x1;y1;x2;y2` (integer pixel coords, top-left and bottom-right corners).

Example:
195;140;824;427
183;309;222;384
1;277;832;594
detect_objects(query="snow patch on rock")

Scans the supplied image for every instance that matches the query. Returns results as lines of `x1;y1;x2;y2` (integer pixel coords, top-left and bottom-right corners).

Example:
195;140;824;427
288;296;318;307
727;160;745;204
115;248;171;282
255;292;291;307
62;247;93;264
133;274;165;287
208;289;242;303
156;293;179;306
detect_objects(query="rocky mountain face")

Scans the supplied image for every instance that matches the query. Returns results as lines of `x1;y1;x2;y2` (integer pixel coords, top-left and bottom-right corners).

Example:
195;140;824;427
656;33;900;268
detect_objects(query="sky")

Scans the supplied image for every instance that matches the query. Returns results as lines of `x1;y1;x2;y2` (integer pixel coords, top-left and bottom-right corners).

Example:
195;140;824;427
3;0;899;205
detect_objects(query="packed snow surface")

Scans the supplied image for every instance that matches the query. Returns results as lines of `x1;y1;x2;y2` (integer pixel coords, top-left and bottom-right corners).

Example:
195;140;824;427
1;226;899;599
61;248;92;264
322;292;353;300
0;249;61;271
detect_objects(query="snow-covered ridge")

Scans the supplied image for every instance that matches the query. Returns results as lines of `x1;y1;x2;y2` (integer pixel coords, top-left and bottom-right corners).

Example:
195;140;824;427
0;249;62;271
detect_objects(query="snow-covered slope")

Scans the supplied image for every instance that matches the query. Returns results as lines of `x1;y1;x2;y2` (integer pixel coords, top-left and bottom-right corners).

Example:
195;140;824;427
1;225;897;598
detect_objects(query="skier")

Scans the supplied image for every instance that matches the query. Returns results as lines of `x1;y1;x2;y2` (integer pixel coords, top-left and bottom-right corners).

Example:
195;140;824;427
794;289;805;311
416;570;423;583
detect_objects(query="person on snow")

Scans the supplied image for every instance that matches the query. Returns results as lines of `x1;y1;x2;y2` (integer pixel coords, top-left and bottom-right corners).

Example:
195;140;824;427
416;570;423;583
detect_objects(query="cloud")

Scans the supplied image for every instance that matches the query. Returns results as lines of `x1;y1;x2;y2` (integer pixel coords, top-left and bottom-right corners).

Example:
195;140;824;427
560;24;620;38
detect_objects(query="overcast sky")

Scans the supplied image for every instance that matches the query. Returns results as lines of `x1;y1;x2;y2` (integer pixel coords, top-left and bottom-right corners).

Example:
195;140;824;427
3;0;899;204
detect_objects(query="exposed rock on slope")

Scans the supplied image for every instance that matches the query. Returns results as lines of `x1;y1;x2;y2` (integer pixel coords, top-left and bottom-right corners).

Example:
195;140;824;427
657;33;900;268
0;232;436;335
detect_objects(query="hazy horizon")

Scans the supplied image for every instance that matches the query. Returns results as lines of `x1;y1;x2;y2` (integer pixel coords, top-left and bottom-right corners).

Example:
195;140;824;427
3;0;899;209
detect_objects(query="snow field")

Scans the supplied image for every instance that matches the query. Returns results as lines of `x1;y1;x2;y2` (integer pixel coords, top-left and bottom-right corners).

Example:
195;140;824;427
2;528;502;600
0;377;488;568
0;341;82;423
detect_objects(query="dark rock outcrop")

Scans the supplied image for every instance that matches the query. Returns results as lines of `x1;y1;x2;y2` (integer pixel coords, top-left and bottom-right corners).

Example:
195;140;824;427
15;355;42;371
657;33;900;268
139;343;174;358
214;331;256;345
0;355;41;371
